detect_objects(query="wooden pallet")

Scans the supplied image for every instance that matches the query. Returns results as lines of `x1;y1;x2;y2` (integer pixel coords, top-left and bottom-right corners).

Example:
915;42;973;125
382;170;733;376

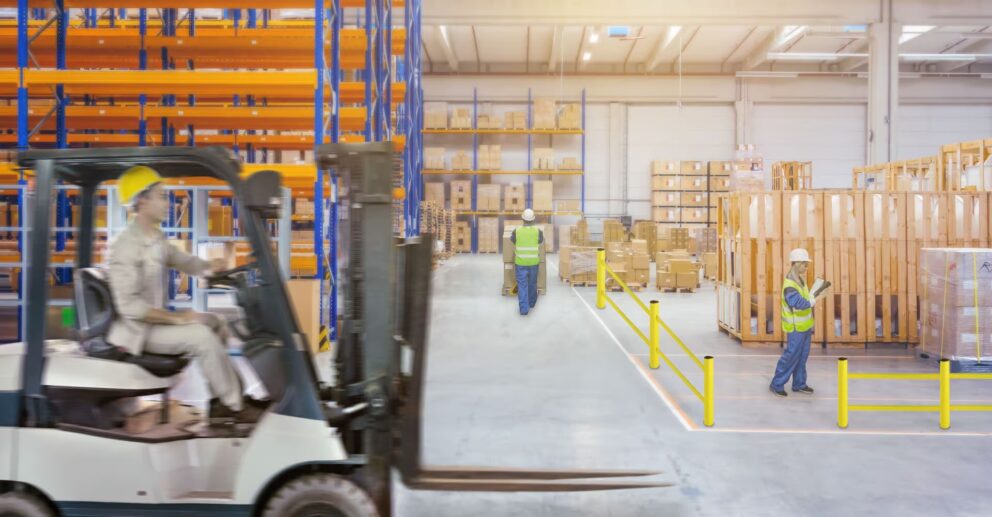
660;286;697;293
561;279;595;287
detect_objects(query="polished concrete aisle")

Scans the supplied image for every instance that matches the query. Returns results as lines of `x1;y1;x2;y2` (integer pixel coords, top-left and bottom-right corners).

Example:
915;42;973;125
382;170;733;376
395;254;992;517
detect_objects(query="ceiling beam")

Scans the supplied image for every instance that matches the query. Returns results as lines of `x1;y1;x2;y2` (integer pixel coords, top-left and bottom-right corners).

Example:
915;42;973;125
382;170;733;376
471;26;482;72
721;26;757;70
645;25;683;72
935;37;992;72
741;28;777;70
548;26;561;72
437;25;460;72
576;26;591;71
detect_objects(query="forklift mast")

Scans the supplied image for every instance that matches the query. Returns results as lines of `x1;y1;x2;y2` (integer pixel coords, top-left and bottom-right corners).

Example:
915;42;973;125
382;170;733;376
319;143;668;515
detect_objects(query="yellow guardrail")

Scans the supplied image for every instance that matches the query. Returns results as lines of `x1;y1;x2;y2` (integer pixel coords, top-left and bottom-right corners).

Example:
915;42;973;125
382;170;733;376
838;358;992;430
595;248;715;427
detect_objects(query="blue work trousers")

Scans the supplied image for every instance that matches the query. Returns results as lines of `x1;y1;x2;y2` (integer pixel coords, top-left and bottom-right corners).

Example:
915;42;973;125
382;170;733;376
771;329;812;391
515;264;539;315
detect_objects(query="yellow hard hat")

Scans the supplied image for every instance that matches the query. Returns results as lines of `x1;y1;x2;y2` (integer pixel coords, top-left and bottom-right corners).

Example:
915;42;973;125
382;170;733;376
118;165;162;206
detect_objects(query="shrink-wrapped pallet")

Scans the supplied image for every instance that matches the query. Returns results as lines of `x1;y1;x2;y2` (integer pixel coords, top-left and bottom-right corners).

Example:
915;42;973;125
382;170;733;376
920;248;992;365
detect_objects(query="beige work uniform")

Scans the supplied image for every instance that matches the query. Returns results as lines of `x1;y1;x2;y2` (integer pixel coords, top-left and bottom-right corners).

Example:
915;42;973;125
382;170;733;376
107;222;242;410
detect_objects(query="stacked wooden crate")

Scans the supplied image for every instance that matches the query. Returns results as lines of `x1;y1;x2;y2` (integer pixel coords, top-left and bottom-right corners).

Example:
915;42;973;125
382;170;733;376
941;139;992;191
651;160;728;227
771;162;813;191
717;189;992;348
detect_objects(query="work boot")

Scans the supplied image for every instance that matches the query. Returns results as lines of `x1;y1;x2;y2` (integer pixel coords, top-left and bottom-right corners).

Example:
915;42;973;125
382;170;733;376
769;385;788;397
793;386;814;395
209;398;266;426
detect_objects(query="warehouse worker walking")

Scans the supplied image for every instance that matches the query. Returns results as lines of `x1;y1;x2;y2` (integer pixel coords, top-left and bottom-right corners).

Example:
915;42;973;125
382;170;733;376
107;165;263;424
511;209;543;316
770;248;827;397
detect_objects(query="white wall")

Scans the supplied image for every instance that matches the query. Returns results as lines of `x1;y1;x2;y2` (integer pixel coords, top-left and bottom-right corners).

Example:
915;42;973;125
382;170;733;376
424;74;992;219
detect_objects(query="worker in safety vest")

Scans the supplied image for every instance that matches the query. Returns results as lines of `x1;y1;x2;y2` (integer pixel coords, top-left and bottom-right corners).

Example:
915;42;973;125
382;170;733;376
510;209;544;316
770;248;827;397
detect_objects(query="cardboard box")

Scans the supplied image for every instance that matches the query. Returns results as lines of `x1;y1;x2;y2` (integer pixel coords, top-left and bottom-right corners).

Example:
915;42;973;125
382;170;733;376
602;220;626;243
450;107;472;129
478;217;500;253
558;103;581;130
631;239;649;256
680;176;707;191
681;161;706;175
557;199;581;213
652;161;678;175
451;152;472;171
477;113;502;129
505;184;525;212
424;147;446;170
478;145;502;170
657;271;677;290
533;98;557;129
653;175;680;191
681;207;709;223
680;192;708;207
677;272;699;289
449;181;473;210
533;148;555;171
287;279;322;355
653;207;679;223
559;157;582;171
709;176;731;191
655;251;691;271
702;252;718;280
669;259;696;275
208;204;233;236
477;184;502;211
503;111;528;130
453;221;472;252
632;253;650;270
425;182;445;206
532;181;553;212
425;102;448;129
652;192;679;206
709;160;733;176
670;228;690;249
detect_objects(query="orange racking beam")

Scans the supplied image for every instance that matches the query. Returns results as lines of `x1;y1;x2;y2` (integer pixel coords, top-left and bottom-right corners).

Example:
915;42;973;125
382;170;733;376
0;27;405;69
0;133;405;152
0;70;407;104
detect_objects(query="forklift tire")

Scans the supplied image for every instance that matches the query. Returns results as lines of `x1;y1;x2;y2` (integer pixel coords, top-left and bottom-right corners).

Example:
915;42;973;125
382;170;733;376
262;474;379;517
0;490;54;517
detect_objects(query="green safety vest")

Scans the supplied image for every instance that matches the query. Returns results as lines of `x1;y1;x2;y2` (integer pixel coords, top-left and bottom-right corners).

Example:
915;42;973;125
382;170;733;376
781;277;814;333
514;226;540;266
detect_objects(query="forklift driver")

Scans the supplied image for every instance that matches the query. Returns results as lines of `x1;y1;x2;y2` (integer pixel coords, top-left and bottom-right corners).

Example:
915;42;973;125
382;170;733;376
107;165;264;425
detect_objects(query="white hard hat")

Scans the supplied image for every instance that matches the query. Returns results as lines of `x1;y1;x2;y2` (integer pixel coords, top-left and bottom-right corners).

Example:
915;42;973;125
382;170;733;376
522;209;536;222
789;248;811;263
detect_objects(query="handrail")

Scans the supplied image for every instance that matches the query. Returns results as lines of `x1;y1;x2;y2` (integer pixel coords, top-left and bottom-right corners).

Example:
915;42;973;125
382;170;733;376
595;248;714;427
838;358;992;430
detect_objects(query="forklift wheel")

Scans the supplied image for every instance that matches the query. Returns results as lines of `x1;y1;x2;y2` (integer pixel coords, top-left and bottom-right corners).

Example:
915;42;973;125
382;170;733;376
262;474;378;517
0;490;54;517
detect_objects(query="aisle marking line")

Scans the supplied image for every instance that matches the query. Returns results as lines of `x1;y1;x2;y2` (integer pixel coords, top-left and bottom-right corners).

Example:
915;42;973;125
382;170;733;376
548;261;693;431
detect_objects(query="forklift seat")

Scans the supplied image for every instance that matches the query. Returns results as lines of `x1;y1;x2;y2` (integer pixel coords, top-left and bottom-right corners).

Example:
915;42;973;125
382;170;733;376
74;268;189;378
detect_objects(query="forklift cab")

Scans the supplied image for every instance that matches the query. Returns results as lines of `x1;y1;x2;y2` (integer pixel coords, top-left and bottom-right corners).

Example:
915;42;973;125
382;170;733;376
12;146;323;433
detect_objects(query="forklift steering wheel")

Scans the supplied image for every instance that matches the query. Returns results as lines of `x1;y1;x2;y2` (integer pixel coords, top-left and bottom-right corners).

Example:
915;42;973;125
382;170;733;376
205;263;254;287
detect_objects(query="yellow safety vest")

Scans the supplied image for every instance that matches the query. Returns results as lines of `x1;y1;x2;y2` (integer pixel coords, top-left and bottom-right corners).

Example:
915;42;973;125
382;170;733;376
514;226;540;266
781;277;814;333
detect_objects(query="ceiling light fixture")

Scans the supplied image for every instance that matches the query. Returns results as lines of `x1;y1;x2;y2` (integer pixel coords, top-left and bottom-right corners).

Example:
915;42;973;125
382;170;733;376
582;51;592;61
901;53;979;62
589;32;599;44
767;52;865;61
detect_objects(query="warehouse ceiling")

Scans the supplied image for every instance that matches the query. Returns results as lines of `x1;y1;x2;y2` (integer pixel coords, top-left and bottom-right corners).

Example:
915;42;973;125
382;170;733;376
420;24;992;75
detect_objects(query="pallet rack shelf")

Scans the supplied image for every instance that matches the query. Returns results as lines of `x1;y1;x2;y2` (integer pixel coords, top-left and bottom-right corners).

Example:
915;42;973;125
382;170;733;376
1;1;424;343
420;87;585;253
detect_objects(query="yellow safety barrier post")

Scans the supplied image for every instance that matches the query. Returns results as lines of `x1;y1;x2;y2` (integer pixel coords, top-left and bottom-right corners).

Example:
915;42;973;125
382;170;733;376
703;356;714;427
838;357;992;430
837;357;849;429
940;359;951;430
596;248;606;310
648;301;660;369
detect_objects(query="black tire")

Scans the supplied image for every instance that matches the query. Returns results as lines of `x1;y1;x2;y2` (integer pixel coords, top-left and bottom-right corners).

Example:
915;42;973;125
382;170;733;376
262;474;378;517
0;490;54;517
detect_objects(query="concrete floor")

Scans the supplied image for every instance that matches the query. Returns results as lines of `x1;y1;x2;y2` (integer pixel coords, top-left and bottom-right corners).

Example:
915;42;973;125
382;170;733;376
393;254;992;517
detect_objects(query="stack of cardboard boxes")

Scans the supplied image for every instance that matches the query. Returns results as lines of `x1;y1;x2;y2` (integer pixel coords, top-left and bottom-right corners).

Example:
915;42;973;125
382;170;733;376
502;227;547;295
208;199;233;236
532;181;553;212
557;199;581;213
425;102;448;129
602;220;626;243
477;145;502;170
503;111;527;130
533;148;555;170
504;184;525;212
558;246;597;285
701;252;718;280
450;181;472;210
451;151;472;171
453;221;471;252
569;219;589;247
558;103;581;130
476;217;500;253
476;184;501;211
559;157;582;171
651;159;730;226
533;98;557;129
655;251;701;292
604;240;651;289
693;227;718;253
425;183;445;206
633;221;658;257
477;113;501;129
425;147;445;170
450;108;472;129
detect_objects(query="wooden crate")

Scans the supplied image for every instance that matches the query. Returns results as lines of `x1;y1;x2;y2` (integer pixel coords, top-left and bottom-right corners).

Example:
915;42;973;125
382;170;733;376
863;192;910;343
906;192;949;343
821;191;867;345
680;161;706;176
772;162;813;191
653;175;680;191
892;156;940;191
680;176;707;192
947;192;989;247
716;192;784;344
852;162;893;191
653;207;679;224
680;192;709;207
941;139;991;191
652;191;680;207
782;192;826;344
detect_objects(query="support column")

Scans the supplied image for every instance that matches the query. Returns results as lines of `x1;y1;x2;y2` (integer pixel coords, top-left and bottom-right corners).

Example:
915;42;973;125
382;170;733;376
867;0;899;164
608;102;626;217
734;78;753;147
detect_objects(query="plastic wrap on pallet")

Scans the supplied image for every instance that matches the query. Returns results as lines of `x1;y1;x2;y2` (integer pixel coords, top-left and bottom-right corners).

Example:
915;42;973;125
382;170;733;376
920;248;992;363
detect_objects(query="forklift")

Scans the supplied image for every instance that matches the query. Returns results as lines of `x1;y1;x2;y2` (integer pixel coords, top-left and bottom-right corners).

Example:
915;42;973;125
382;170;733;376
0;143;667;516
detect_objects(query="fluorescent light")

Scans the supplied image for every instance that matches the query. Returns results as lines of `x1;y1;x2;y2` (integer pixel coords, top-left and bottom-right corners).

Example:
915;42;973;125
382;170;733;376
899;25;934;45
582;51;592;61
735;71;799;79
589;32;599;44
901;53;977;62
961;32;992;39
981;74;992;79
767;52;866;61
